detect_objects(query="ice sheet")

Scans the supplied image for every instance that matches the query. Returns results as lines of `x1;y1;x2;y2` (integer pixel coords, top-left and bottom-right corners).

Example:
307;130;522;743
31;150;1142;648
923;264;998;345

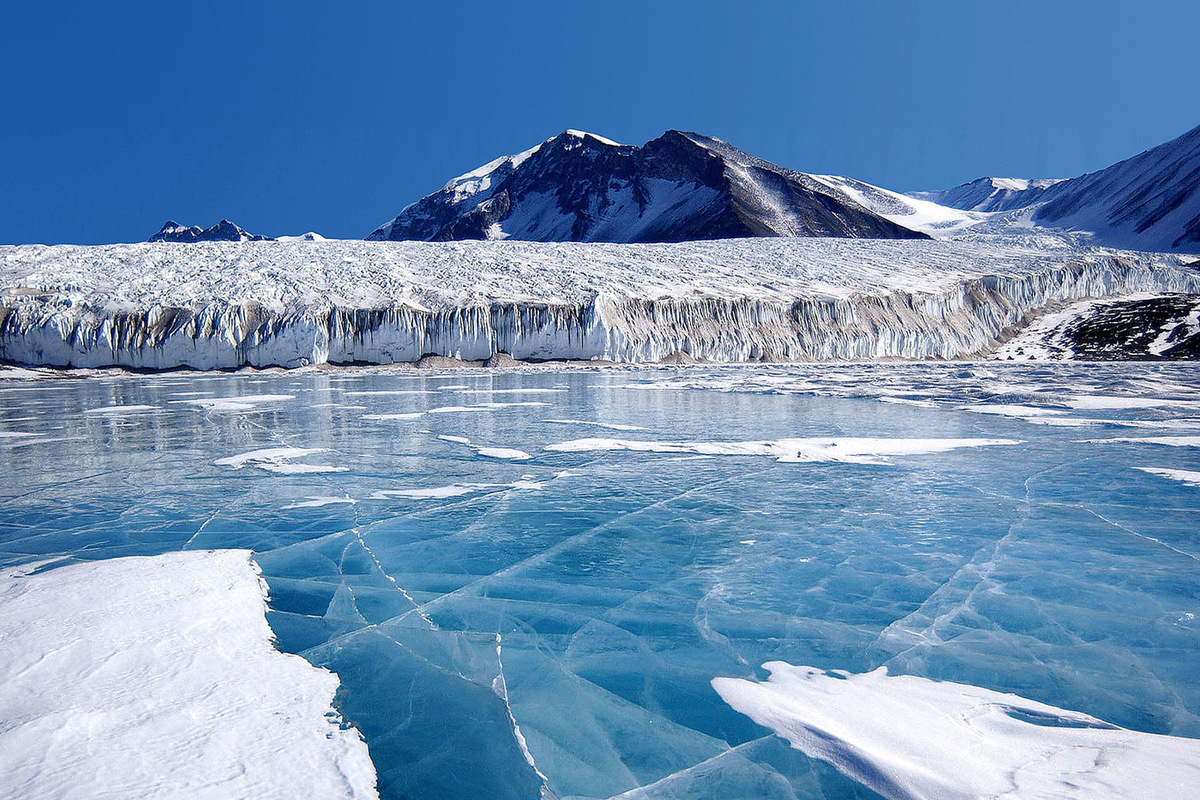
0;551;377;800
5;363;1200;800
713;662;1200;800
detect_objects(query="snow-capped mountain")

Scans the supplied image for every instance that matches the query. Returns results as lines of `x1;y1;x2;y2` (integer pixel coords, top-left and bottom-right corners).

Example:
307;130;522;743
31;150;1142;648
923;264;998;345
914;124;1200;253
909;177;1065;213
1033;125;1200;253
367;130;929;243
149;220;272;243
275;232;328;242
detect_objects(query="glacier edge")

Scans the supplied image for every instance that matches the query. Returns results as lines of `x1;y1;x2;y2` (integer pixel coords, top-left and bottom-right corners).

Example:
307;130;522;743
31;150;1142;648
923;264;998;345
1;242;1197;369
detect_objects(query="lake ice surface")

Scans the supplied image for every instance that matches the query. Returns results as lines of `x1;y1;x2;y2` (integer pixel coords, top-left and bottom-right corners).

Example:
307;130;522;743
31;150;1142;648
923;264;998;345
2;362;1198;800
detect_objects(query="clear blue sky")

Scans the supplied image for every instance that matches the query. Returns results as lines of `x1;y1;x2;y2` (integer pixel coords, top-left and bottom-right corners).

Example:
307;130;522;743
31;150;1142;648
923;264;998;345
2;0;1196;244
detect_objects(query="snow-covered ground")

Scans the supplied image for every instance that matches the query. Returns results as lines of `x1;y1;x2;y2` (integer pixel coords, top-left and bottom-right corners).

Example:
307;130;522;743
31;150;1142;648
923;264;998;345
1;237;1196;369
0;550;377;800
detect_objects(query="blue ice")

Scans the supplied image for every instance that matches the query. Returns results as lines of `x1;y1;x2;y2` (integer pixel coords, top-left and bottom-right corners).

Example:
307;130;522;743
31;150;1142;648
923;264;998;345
1;362;1198;799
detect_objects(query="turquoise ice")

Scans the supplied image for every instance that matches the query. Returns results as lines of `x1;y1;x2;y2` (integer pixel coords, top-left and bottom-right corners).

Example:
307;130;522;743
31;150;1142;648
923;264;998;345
2;363;1198;799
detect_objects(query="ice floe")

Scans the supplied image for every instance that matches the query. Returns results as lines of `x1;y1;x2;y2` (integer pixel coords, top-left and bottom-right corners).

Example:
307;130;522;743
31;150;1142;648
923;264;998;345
1136;467;1200;487
713;662;1200;800
173;394;295;412
83;404;161;416
282;496;358;510
0;551;377;799
1087;436;1200;447
436;434;533;461
214;447;348;474
544;418;648;431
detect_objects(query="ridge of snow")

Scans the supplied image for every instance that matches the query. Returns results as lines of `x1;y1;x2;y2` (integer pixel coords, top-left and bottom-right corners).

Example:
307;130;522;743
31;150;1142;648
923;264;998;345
563;129;622;146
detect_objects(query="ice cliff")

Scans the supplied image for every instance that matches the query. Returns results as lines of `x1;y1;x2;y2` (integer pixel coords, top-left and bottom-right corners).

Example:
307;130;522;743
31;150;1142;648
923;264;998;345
1;238;1197;369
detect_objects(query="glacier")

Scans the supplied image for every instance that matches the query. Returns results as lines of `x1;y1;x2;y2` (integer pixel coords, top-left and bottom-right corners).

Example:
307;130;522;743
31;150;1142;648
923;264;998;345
2;362;1199;799
1;237;1197;369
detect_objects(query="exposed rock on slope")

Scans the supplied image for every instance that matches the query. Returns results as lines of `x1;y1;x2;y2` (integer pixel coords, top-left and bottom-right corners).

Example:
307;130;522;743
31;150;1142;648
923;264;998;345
149;220;272;243
914;124;1200;253
367;130;928;243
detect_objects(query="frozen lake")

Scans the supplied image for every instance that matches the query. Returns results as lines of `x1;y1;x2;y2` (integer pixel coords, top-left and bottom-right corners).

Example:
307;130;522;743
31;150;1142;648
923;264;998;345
2;363;1199;799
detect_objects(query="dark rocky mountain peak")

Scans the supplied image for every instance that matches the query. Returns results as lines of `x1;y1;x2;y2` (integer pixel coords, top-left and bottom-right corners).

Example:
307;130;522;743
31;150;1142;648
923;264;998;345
366;130;928;243
149;219;272;243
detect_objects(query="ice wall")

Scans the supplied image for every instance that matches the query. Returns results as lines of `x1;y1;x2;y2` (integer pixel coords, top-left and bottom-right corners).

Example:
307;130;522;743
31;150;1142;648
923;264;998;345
1;241;1197;369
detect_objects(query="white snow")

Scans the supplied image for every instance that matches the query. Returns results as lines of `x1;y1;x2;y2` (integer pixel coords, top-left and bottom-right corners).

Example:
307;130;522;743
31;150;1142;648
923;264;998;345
0;551;377;800
438;434;532;461
564;129;622;146
545;436;1020;465
1136;467;1200;487
275;232;328;242
713;662;1200;800
214;447;348;474
173;394;295;412
281;496;357;509
1086;435;1200;447
372;485;478;500
475;446;533;460
1071;396;1200;410
83;404;161;416
544;418;648;431
370;479;545;500
811;174;984;236
958;403;1068;417
426;401;549;414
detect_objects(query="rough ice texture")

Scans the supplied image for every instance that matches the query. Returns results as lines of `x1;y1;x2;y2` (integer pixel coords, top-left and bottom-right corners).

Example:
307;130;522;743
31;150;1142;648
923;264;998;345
713;662;1200;800
1;238;1197;369
0;550;377;800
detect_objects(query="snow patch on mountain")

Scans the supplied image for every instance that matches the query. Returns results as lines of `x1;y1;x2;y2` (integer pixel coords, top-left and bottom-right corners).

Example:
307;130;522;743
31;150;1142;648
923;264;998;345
910;177;1067;213
914;124;1200;253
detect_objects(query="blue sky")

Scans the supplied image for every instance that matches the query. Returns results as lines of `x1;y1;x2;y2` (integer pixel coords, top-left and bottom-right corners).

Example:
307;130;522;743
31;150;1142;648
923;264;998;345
1;0;1196;244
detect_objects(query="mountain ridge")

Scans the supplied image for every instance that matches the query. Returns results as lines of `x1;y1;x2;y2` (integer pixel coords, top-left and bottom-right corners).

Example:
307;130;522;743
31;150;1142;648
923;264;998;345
912;124;1200;252
149;220;272;243
367;129;929;244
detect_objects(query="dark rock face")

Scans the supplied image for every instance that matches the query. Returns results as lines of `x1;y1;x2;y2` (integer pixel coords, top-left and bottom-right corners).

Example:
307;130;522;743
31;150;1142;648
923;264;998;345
367;130;928;243
149;220;272;243
1061;295;1200;359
